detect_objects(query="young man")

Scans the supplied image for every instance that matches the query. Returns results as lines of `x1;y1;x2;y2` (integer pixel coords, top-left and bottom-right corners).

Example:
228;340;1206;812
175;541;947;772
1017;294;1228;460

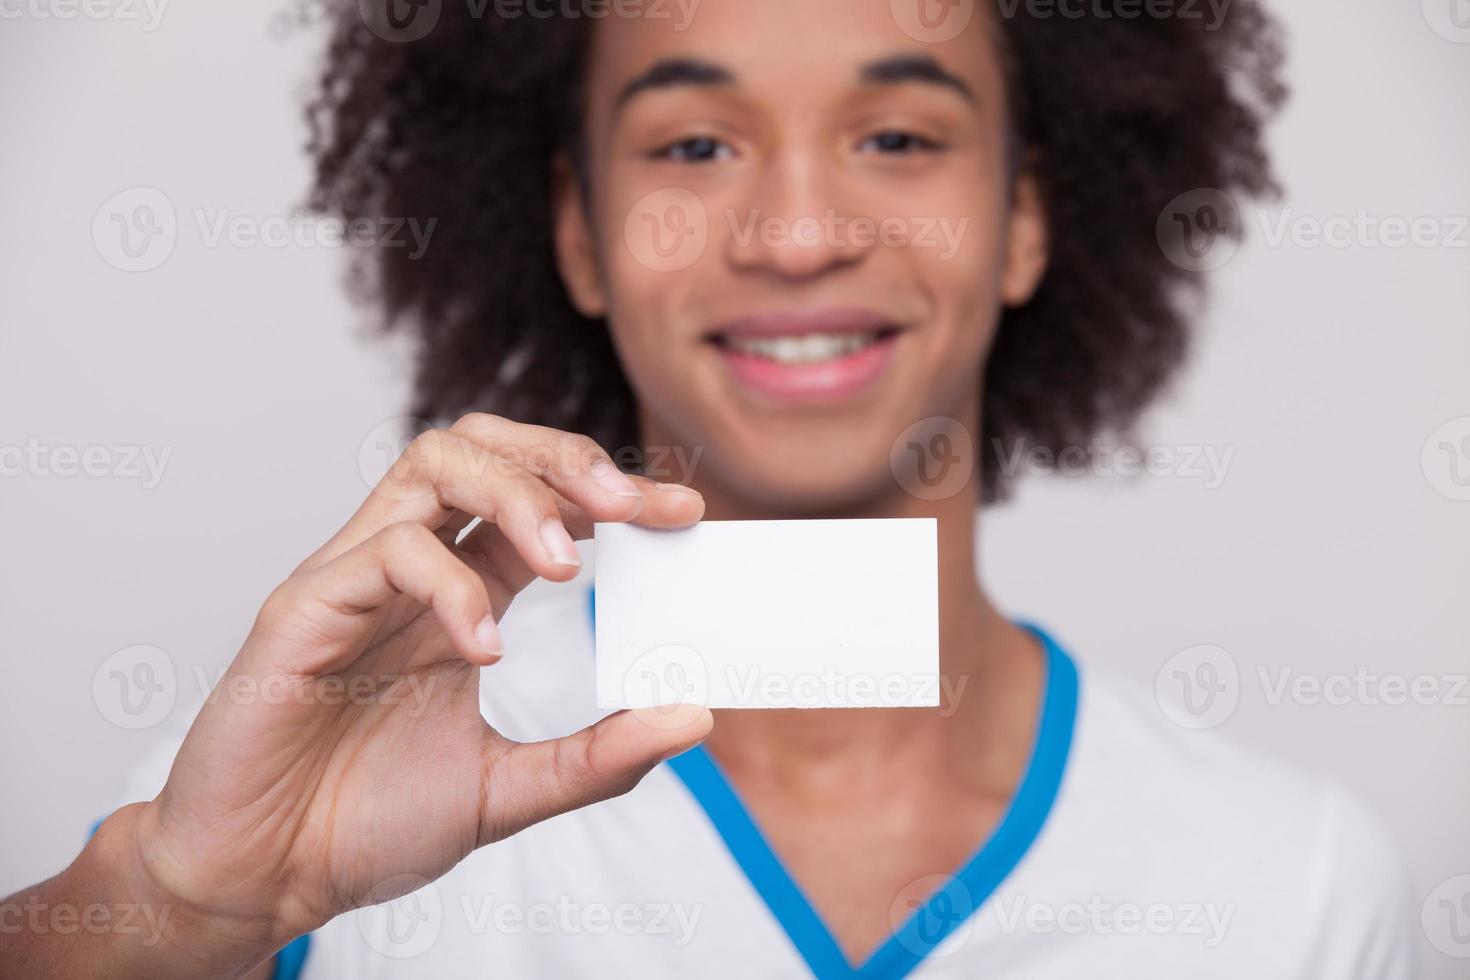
5;0;1412;977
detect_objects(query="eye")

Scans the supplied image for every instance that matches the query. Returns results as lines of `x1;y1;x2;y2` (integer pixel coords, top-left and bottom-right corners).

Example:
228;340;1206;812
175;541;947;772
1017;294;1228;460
651;135;735;163
859;130;943;154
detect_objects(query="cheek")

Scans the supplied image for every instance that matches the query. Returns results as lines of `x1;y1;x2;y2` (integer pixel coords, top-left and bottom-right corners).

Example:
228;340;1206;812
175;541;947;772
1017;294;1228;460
866;154;1010;314
882;220;1009;424
593;210;715;433
596;168;715;319
931;219;1006;332
594;192;690;355
908;197;1009;366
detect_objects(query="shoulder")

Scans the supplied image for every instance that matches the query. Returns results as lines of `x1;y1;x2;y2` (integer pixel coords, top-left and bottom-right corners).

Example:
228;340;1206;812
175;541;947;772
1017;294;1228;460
1052;661;1415;977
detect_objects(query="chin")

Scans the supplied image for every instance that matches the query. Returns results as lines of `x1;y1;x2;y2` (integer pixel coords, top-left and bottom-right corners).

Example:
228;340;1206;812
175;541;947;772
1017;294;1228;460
690;426;904;517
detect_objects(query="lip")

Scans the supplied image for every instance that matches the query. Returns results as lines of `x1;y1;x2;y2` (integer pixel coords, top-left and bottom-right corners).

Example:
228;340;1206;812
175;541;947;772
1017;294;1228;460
706;307;896;339
704;307;903;402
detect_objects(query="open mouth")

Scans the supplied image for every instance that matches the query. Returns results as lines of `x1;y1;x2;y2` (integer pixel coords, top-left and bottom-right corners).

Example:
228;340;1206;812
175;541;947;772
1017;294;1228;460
704;310;904;401
712;328;902;365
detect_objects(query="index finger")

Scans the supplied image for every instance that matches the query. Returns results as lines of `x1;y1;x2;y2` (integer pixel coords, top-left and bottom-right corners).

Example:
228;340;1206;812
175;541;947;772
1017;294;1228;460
560;475;705;541
452;476;703;598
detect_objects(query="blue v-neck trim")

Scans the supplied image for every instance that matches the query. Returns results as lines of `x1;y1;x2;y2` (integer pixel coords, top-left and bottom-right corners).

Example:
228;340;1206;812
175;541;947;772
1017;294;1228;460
587;589;1079;979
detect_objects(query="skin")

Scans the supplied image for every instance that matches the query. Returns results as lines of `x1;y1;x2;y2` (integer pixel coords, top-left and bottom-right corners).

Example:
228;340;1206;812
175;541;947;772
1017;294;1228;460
556;0;1050;960
2;423;713;979
3;0;1051;974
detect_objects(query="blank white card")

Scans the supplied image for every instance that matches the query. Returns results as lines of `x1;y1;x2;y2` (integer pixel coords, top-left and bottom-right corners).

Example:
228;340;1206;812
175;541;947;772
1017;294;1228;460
594;519;938;710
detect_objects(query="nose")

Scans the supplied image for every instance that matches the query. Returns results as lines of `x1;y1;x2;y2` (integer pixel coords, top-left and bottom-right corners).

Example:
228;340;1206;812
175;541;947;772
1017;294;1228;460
723;150;870;281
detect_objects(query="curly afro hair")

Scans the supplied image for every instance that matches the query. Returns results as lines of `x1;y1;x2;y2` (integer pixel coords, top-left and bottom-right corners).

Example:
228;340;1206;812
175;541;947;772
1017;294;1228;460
305;0;1285;501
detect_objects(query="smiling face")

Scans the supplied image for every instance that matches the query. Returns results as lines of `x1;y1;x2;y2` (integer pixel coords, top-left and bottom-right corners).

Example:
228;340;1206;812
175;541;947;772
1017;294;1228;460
554;0;1048;513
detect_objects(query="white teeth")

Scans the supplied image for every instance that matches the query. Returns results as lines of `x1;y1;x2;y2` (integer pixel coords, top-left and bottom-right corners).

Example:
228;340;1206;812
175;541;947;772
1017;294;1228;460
724;332;880;364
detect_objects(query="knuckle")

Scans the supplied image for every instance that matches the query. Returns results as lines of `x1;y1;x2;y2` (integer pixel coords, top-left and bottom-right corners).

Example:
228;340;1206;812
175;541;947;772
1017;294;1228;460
505;433;558;478
389;429;449;485
379;520;433;553
447;570;485;611
551;731;599;791
449;412;505;447
407;426;447;458
522;482;562;521
559;430;600;455
562;433;606;473
372;428;448;500
498;488;552;536
254;581;301;633
499;462;548;501
554;727;640;801
526;430;600;481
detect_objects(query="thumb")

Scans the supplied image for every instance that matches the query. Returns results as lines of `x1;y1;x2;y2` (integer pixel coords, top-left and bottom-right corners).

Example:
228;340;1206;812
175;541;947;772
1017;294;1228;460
482;704;713;842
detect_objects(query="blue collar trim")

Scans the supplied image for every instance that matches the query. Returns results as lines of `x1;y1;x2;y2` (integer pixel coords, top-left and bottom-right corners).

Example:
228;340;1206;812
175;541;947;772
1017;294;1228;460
590;590;1078;979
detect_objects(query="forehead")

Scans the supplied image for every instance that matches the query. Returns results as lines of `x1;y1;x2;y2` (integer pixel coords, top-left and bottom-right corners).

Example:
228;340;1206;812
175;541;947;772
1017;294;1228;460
584;0;1003;103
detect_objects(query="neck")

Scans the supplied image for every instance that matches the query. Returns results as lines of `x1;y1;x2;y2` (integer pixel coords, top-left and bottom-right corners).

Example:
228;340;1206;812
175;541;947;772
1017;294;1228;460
639;422;1046;804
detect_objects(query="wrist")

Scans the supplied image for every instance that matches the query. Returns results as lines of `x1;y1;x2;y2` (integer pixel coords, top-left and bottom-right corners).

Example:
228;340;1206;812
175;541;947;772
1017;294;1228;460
62;802;281;980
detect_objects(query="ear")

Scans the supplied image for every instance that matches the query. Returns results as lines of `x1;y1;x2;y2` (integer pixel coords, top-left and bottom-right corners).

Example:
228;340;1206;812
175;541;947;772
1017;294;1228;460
551;153;608;318
999;168;1049;306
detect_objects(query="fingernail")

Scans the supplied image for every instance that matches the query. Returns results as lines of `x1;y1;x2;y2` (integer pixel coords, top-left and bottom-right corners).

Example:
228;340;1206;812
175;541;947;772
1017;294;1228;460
540;518;582;567
656;482;701;496
591;459;642;498
474;615;503;653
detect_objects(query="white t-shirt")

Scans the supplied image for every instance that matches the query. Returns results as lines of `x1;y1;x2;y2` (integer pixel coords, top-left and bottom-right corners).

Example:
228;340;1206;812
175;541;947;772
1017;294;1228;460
115;574;1415;979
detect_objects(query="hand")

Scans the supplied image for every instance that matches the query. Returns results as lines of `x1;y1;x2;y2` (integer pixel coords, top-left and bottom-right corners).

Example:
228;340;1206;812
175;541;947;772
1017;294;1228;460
113;415;710;971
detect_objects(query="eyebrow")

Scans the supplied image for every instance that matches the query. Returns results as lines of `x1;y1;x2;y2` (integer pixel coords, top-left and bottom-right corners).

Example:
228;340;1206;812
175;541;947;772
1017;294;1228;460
613;53;974;113
614;58;735;111
859;54;975;103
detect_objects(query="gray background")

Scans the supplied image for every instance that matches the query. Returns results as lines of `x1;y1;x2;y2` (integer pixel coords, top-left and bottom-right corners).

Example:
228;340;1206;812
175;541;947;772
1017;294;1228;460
2;1;1467;974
